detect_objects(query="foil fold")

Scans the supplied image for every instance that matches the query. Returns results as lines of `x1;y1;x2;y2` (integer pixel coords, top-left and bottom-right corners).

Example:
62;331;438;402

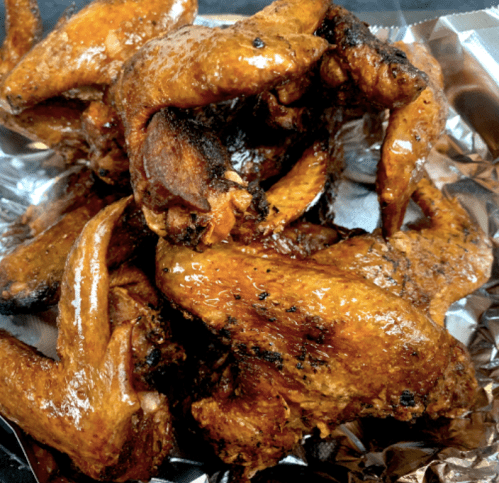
2;7;499;483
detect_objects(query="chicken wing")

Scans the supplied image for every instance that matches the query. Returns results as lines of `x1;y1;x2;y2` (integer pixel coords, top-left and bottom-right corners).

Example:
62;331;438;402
0;197;173;481
113;0;329;243
156;181;483;476
377;42;448;237
0;0;198;113
0;168;154;315
311;177;492;325
316;5;428;109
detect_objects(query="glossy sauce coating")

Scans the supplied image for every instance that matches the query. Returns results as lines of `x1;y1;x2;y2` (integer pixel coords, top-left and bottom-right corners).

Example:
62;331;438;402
114;0;329;161
0;0;42;80
378;42;448;237
0;197;172;480
0;0;198;113
114;0;329;244
156;211;478;472
311;177;493;326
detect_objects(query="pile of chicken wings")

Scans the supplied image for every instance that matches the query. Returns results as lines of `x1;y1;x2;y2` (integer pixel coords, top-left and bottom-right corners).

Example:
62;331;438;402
0;0;493;481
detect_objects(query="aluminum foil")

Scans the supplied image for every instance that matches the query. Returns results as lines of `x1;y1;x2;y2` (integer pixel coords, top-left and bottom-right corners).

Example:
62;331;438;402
2;7;499;483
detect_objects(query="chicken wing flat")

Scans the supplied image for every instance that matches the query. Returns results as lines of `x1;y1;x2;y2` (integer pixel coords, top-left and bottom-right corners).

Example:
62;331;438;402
156;232;477;476
0;0;198;113
377;42;448;237
0;197;174;481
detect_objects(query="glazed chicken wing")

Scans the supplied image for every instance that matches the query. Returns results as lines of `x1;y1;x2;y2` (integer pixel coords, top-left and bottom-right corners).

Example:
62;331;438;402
377;42;448;237
0;197;175;481
0;0;198;113
311;177;492;325
155;180;486;477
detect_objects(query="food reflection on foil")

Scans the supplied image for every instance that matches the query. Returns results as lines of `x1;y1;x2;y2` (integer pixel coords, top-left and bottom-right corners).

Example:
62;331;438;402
1;2;499;482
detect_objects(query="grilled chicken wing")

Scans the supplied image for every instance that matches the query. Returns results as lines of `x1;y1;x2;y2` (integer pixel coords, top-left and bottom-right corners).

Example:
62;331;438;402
378;42;448;237
113;0;330;243
0;0;198;113
311;177;492;325
155;180;486;477
0;168;154;315
0;197;174;481
317;5;428;109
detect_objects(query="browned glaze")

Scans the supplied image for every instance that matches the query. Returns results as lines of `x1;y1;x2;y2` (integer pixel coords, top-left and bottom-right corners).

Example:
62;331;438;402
0;0;198;113
317;5;428;109
108;261;185;392
156;215;478;475
378;42;448;237
0;197;173;481
111;0;332;244
311;177;493;326
0;0;42;80
0;168;116;314
0;168;154;315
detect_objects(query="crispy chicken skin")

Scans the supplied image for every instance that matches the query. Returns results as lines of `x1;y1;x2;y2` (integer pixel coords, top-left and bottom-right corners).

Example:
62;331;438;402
0;0;198;113
316;5;428;109
0;168;115;314
0;197;174;481
82;100;130;185
378;42;448;237
155;182;486;477
114;0;329;136
311;177;493;326
113;0;329;242
0;168;155;315
108;261;186;392
156;226;478;476
235;139;332;242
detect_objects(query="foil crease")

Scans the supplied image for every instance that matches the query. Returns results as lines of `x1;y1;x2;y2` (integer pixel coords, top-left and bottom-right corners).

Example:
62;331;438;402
2;8;499;483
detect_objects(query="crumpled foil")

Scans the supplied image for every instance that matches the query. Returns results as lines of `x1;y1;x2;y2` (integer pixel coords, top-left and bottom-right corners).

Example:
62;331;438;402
2;7;499;483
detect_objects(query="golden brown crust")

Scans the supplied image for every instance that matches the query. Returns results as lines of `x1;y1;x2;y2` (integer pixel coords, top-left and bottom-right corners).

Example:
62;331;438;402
316;6;428;109
0;0;42;80
0;0;198;113
0;198;173;481
312;178;492;326
0;168;115;314
156;233;478;472
113;0;329;244
378;42;448;237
